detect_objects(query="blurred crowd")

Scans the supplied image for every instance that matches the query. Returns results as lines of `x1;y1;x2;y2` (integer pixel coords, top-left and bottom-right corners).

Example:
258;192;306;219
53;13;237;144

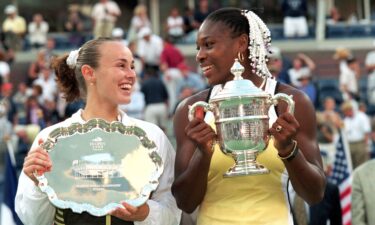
0;0;375;224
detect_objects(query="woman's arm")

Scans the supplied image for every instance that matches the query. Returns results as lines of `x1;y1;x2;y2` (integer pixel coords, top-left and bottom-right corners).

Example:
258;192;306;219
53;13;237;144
272;84;326;204
15;132;55;225
171;90;216;213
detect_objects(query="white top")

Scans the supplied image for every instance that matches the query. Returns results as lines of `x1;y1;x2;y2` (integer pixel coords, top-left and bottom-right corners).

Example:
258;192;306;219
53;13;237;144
288;67;310;88
343;111;371;142
33;75;57;103
0;61;10;79
137;34;163;65
365;50;375;67
15;109;181;225
91;1;121;23
339;65;358;94
28;21;49;44
167;16;184;37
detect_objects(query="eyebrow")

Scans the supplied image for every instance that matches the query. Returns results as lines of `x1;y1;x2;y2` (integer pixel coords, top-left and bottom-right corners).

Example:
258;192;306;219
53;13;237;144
115;58;135;65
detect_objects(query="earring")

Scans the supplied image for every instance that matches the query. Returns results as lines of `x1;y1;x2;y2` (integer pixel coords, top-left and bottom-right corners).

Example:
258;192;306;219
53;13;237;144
238;52;244;62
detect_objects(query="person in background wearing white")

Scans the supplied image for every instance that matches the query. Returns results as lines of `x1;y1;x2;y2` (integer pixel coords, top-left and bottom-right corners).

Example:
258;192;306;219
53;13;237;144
365;44;375;106
91;0;121;38
166;7;184;44
136;27;163;76
341;101;371;169
288;53;315;88
28;13;49;50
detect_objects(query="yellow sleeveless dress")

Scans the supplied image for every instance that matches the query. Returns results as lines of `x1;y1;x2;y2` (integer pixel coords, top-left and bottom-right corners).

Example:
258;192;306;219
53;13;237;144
197;80;293;225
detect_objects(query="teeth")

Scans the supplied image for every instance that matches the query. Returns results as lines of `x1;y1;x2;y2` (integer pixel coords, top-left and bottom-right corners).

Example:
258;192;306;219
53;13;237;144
120;84;132;90
202;65;213;72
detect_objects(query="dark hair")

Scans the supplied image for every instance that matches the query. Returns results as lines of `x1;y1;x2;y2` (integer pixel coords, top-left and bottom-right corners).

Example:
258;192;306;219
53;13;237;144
205;8;249;39
52;37;115;102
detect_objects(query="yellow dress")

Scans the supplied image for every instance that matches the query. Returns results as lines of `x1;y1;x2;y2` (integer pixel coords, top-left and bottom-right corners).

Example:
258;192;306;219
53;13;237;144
197;80;293;225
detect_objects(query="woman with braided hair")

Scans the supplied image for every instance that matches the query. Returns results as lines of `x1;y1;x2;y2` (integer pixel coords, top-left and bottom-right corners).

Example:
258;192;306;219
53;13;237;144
172;8;326;224
15;38;180;225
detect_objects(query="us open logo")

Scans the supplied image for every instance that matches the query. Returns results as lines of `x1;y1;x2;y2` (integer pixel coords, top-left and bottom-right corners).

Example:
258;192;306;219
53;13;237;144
90;137;106;151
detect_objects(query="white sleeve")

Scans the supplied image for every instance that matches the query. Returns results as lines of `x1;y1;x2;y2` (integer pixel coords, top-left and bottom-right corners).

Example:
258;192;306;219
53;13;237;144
15;171;56;225
135;131;181;225
15;129;56;225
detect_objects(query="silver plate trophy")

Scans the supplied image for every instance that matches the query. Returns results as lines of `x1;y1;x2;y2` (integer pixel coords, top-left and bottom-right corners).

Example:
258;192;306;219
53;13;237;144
35;118;163;216
189;59;294;177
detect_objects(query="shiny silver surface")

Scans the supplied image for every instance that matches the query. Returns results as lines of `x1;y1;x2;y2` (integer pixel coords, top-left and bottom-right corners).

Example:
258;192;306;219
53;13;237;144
35;119;163;216
188;59;294;177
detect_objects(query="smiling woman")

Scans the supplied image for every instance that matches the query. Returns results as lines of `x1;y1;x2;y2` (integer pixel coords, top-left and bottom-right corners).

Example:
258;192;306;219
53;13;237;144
14;38;181;225
172;7;326;225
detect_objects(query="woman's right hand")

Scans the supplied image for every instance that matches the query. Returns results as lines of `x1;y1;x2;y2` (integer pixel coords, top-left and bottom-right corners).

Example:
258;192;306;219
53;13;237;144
185;116;216;156
23;139;52;185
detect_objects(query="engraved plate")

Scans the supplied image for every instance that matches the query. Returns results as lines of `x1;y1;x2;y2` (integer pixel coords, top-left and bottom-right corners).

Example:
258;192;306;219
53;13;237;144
35;119;163;216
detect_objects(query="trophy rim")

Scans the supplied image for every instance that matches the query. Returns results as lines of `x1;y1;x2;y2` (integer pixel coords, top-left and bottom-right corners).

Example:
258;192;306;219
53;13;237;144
35;118;163;217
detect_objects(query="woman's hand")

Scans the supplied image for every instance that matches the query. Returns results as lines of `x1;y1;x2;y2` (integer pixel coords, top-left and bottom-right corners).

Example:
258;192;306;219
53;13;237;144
269;112;300;156
110;202;149;222
185;113;216;156
23;139;52;185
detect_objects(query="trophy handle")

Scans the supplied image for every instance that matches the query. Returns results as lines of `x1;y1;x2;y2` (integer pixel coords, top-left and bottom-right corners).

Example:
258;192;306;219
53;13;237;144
271;93;295;114
188;101;212;121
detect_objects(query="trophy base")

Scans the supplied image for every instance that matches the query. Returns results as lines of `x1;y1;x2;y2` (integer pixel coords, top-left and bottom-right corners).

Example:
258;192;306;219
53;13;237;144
223;163;270;177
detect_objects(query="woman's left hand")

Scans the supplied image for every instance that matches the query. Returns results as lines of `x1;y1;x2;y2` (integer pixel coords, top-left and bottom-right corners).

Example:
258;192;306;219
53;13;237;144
269;112;300;155
110;202;149;222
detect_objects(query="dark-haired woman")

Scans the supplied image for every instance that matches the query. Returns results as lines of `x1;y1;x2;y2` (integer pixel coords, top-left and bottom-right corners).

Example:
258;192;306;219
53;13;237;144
172;8;326;225
15;38;180;225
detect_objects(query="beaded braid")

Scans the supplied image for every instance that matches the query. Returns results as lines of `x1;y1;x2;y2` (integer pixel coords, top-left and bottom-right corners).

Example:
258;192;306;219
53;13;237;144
241;10;273;79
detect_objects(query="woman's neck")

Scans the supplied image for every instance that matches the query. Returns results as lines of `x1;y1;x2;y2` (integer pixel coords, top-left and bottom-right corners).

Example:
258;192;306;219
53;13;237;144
82;103;120;122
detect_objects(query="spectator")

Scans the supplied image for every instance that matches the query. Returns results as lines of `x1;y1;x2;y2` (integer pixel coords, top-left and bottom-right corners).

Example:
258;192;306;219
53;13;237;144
119;81;145;120
326;6;344;25
175;62;206;100
166;7;184;44
0;103;13;179
341;101;371;169
267;46;291;84
352;159;375;225
28;13;49;50
32;66;58;104
91;0;121;38
27;49;48;87
282;0;309;38
193;0;211;30
141;70;169;132
365;45;375;106
288;53;315;88
160;37;185;69
297;72;317;106
136;27;163;75
64;9;84;47
127;4;151;43
25;95;46;129
2;4;26;51
0;82;17;123
339;57;360;102
0;50;10;85
12;82;31;125
182;6;195;36
44;37;57;62
111;27;128;46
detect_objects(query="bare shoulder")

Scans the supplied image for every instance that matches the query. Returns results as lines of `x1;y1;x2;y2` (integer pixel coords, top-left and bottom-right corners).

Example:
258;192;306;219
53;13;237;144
174;89;211;116
276;82;315;113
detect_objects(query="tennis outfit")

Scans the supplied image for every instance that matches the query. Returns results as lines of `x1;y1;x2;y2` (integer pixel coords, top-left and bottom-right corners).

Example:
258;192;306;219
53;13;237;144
197;78;294;225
